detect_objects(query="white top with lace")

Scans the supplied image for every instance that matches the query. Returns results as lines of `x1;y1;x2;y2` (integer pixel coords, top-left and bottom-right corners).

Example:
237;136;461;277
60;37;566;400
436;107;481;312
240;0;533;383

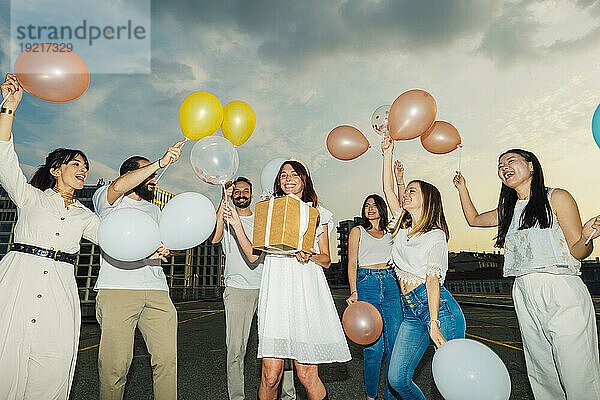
391;228;448;285
503;188;581;277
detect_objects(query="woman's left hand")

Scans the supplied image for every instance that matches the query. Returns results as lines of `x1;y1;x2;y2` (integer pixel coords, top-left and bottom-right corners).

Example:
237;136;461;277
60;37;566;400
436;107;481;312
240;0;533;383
295;250;312;264
429;323;447;348
149;246;170;262
582;215;600;243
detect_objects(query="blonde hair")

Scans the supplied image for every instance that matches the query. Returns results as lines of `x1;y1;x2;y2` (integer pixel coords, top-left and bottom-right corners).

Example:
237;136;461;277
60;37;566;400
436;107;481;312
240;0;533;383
391;180;449;241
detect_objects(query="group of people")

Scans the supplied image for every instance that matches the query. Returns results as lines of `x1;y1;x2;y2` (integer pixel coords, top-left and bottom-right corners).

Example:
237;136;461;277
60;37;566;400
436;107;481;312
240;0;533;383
1;69;600;400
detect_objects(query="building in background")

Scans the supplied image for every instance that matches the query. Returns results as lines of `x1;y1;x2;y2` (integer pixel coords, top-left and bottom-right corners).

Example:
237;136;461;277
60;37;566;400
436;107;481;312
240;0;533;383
0;183;224;317
326;217;362;286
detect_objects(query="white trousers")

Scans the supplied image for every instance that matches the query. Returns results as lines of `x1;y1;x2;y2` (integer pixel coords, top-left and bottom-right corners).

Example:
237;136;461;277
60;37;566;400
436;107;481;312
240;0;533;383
513;273;600;399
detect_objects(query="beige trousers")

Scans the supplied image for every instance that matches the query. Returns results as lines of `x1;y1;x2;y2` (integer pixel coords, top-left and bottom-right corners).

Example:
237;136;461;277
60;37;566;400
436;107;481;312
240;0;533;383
513;274;600;400
96;289;178;400
224;286;296;400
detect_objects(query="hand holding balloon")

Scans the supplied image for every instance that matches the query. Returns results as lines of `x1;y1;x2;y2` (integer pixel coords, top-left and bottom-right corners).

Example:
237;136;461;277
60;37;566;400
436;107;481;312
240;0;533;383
394;160;404;182
159;140;185;168
452;172;467;191
0;74;22;109
346;291;358;305
149;246;170;262
583;215;600;245
381;135;394;155
222;202;241;228
429;321;447;348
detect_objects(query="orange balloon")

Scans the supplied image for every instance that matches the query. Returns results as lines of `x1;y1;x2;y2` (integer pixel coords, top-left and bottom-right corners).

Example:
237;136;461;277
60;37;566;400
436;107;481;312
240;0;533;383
14;46;89;103
388;89;437;140
326;125;369;161
342;301;383;345
421;121;461;154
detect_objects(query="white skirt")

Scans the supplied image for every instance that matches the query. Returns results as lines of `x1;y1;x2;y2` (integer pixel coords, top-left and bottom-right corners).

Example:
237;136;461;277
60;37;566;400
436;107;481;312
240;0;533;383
257;254;351;364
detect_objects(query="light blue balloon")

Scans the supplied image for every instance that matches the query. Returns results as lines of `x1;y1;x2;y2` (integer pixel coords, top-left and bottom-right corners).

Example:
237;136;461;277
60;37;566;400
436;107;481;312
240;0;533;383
593;103;600;150
432;338;511;400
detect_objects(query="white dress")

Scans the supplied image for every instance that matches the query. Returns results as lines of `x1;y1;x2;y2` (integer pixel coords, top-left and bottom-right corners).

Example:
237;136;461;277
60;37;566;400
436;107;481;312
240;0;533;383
0;138;100;400
257;206;351;364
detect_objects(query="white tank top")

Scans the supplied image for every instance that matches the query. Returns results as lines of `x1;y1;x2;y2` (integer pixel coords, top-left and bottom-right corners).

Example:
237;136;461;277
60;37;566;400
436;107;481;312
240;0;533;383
503;188;581;277
357;225;393;267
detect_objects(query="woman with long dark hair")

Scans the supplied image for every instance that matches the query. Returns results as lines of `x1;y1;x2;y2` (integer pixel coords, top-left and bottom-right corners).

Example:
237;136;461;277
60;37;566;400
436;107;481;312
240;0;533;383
381;137;465;400
453;149;600;399
0;74;101;399
225;160;350;400
346;194;402;400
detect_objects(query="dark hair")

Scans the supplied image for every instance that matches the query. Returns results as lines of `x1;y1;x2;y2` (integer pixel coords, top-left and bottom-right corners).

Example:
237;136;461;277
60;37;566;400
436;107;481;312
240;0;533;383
360;194;388;232
120;156;149;176
233;176;252;194
398;180;449;240
495;149;552;248
273;160;318;206
30;148;89;190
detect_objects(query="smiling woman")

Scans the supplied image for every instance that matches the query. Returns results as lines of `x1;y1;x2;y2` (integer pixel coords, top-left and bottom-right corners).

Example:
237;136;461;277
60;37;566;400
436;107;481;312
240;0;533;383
0;73;100;400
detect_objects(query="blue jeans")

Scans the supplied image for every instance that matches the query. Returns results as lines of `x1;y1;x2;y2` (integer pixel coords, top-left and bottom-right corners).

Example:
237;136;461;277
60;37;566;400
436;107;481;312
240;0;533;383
357;267;403;399
388;283;466;400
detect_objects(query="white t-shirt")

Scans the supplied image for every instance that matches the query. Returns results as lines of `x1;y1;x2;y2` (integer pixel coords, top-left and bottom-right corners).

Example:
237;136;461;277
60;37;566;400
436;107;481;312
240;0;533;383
92;185;168;291
224;214;264;289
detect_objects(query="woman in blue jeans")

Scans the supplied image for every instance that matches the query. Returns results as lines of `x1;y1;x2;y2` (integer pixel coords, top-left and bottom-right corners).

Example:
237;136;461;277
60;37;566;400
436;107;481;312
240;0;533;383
381;136;466;400
347;194;403;399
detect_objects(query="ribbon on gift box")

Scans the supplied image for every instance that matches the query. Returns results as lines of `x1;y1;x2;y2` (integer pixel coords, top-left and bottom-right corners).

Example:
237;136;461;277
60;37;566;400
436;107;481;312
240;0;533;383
263;194;310;254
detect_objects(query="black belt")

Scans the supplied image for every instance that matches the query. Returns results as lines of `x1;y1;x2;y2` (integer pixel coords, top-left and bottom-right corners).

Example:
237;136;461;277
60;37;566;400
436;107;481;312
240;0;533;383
11;243;78;266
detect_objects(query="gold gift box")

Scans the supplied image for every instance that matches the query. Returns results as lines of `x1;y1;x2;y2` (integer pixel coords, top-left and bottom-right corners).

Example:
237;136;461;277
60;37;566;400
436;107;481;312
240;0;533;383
253;195;320;254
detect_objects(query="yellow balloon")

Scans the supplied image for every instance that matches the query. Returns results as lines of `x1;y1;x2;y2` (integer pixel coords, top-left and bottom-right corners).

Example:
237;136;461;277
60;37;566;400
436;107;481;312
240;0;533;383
222;100;256;146
179;91;223;140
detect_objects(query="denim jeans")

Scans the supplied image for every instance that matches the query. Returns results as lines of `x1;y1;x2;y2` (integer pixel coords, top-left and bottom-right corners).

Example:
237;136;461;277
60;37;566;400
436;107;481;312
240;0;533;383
357;267;403;399
387;283;465;400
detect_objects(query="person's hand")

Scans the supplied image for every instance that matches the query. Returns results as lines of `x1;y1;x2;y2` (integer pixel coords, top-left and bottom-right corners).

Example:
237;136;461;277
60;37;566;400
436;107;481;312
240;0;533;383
159;140;185;168
223;202;242;227
394;160;404;182
1;74;23;110
295;250;313;264
346;291;358;305
223;182;234;199
453;171;466;191
381;135;394;155
582;215;600;244
149;246;170;262
429;322;447;348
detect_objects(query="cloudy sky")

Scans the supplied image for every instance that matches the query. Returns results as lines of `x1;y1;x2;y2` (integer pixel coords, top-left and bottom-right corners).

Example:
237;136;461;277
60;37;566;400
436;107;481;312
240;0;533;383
2;0;600;261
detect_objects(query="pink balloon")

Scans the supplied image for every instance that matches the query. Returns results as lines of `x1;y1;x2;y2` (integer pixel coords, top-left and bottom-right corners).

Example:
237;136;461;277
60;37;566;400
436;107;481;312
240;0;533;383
326;125;370;161
14;46;89;103
388;89;437;140
342;301;383;345
420;121;461;154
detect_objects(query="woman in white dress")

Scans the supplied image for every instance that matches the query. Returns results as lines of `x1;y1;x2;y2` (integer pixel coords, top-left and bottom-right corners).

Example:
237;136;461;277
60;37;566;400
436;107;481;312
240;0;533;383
0;74;101;399
225;160;351;400
453;149;600;399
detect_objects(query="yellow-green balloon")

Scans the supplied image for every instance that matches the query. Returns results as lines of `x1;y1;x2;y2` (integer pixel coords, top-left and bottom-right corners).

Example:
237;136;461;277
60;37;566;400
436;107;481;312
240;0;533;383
222;100;256;146
179;91;223;140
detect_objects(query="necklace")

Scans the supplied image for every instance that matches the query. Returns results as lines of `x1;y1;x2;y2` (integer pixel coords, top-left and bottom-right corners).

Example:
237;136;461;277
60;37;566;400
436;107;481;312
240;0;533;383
53;186;75;206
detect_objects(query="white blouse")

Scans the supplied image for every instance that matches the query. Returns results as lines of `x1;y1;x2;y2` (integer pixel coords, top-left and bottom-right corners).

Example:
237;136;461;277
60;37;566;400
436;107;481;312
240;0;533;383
391;228;448;285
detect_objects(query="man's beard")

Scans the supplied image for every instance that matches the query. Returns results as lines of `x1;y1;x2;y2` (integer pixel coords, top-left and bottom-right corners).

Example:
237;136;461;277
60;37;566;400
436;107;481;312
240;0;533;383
232;196;250;209
134;179;155;202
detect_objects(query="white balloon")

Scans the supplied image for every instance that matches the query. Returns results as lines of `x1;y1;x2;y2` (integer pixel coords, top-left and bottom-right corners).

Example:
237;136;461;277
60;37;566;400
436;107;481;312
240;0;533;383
260;157;287;194
432;339;511;400
190;135;239;185
98;208;161;262
159;192;217;250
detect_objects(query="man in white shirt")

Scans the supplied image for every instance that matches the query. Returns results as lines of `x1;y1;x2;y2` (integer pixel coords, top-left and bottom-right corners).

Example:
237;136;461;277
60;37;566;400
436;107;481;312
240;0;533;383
212;177;295;400
92;143;182;400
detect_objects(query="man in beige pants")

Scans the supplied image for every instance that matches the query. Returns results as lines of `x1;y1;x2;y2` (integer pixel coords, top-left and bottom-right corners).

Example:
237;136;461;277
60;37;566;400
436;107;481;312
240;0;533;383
212;177;296;400
92;143;182;400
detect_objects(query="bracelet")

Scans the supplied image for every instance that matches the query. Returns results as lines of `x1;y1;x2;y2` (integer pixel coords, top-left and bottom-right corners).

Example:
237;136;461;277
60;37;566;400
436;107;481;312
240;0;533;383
0;107;15;116
157;159;163;168
429;318;440;328
350;290;357;295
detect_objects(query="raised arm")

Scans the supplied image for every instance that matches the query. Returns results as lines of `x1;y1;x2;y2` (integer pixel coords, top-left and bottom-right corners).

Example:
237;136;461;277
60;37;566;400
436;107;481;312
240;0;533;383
452;172;498;227
106;142;183;205
551;188;597;260
394;160;406;198
382;137;402;215
0;74;22;142
346;226;361;304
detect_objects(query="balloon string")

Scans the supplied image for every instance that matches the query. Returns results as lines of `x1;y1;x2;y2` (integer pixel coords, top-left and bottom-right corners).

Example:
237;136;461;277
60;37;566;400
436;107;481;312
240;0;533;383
155;138;188;184
222;182;231;253
0;88;14;108
457;144;463;173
